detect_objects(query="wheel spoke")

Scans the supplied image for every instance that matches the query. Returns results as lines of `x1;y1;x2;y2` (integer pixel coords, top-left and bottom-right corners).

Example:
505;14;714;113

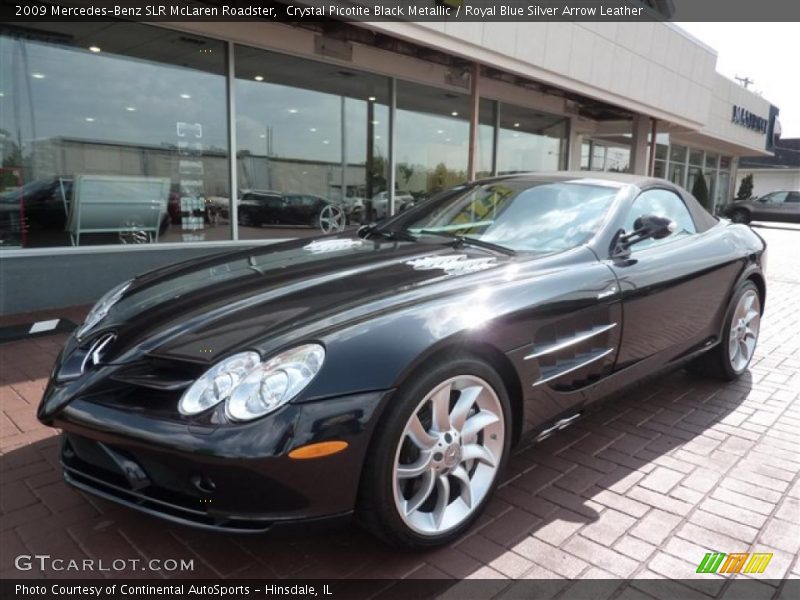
461;443;497;467
404;470;436;515
744;309;759;325
743;293;755;313
397;452;432;479
738;340;749;363
406;415;437;450
742;337;756;360
430;384;452;432
431;475;450;528
461;410;500;441
451;465;472;508
450;386;482;431
728;335;738;361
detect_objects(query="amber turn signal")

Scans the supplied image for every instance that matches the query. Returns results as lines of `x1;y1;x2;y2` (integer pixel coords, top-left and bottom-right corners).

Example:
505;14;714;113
288;440;348;459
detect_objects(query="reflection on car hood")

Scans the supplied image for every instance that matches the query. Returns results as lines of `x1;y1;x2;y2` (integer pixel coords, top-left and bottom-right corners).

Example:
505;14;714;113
90;235;514;365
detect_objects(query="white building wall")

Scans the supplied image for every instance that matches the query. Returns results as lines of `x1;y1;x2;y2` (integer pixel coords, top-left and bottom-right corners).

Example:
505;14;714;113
366;20;718;130
735;169;800;197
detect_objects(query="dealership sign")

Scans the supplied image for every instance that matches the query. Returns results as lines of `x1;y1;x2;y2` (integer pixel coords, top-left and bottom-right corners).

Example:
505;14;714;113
731;105;768;133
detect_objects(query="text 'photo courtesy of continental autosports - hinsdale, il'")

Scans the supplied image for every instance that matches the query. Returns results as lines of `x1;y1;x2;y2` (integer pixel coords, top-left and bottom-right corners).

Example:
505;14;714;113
37;172;767;548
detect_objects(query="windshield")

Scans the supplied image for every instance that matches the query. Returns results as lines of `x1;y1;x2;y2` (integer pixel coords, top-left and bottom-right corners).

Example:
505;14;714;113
397;180;621;253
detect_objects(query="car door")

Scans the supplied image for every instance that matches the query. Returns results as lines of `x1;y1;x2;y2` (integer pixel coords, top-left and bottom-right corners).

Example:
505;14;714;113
753;191;787;221
609;187;739;369
784;192;800;223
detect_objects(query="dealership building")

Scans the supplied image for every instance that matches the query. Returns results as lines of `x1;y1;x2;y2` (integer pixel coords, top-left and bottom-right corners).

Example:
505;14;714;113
0;15;780;314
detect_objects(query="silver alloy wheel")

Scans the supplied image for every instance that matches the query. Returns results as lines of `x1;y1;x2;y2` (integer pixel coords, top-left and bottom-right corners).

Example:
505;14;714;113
728;289;760;372
318;205;346;233
392;375;505;536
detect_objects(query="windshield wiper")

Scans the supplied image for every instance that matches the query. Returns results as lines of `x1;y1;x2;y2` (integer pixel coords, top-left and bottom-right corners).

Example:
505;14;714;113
417;230;517;256
359;224;418;242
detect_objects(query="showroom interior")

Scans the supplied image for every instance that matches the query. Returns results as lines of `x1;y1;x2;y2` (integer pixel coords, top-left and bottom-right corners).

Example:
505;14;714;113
0;17;780;314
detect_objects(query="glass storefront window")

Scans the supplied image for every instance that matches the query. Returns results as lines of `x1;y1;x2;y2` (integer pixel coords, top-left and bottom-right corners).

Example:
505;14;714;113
1;24;229;248
687;167;702;192
234;46;389;235
653;160;666;179
591;145;606;171
706;171;717;209
476;99;496;179
495;103;566;174
717;171;730;207
584;140;629;173
705;152;719;170
395;81;471;199
603;146;630;173
668;163;685;187
669;144;687;165
655;143;668;161
689;149;704;167
580;142;591;170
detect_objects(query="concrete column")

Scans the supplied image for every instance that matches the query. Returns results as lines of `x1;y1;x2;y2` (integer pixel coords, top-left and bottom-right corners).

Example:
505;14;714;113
629;114;650;175
567;116;585;170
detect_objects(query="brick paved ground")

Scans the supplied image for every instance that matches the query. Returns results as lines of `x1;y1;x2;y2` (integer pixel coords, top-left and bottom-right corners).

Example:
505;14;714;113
1;226;798;596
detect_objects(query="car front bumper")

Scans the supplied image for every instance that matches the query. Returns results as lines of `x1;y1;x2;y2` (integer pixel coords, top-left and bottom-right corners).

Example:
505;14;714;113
47;389;391;533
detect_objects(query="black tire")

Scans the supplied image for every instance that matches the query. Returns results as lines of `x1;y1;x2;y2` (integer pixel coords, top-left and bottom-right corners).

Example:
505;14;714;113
357;353;512;548
729;208;750;224
687;280;760;380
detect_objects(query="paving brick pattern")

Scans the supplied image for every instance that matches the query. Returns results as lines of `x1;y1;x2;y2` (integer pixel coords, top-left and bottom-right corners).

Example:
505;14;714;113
1;227;798;594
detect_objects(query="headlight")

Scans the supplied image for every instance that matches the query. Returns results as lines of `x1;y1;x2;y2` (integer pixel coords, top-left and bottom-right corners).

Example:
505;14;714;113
177;344;325;421
226;344;325;422
178;351;260;415
76;280;132;339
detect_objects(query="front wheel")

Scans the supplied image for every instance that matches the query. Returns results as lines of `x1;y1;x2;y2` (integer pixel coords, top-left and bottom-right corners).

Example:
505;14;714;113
358;356;510;548
730;208;750;224
687;281;761;380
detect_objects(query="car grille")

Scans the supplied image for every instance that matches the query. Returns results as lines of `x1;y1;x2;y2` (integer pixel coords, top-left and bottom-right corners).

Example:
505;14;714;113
61;434;273;532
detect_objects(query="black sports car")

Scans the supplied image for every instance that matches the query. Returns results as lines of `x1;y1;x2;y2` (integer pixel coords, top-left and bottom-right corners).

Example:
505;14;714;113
38;173;766;547
238;191;346;232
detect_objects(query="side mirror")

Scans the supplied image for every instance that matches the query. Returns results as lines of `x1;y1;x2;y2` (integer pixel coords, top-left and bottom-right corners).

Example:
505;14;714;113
632;214;676;240
612;214;676;257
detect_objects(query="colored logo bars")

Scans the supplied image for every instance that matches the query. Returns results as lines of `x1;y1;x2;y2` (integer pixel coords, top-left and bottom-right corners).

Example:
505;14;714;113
696;552;773;574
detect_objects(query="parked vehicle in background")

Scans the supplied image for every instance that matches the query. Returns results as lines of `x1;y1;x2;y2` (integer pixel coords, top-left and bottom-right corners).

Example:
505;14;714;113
345;191;416;223
238;191;346;233
723;191;800;224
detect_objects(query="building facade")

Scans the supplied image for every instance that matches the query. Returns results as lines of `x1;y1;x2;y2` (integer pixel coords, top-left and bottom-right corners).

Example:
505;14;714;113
0;18;779;313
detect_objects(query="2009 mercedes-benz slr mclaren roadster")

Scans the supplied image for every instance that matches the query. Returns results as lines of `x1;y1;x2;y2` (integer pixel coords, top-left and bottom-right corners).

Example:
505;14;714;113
39;173;766;547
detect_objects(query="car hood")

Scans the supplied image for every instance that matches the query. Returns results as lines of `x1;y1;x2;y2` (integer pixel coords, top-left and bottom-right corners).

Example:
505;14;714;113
81;235;515;365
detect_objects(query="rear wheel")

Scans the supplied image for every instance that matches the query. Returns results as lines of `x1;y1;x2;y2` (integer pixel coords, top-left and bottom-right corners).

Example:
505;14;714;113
358;355;510;548
687;281;761;380
730;208;750;224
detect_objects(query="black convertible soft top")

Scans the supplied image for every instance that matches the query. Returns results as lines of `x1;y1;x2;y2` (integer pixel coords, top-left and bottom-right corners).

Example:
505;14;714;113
483;171;720;234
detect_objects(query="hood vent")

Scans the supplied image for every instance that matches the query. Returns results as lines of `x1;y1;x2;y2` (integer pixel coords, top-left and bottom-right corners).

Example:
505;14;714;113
406;254;496;275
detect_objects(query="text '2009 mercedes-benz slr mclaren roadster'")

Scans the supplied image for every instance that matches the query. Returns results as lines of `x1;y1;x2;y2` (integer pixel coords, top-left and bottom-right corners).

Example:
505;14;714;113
38;172;766;547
